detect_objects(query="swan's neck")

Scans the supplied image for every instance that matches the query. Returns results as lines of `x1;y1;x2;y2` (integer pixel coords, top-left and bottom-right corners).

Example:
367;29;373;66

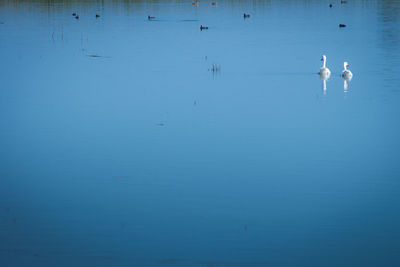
323;59;326;68
344;64;347;71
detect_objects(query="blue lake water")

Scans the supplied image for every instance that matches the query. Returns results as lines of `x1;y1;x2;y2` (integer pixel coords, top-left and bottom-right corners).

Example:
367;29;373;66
1;0;400;266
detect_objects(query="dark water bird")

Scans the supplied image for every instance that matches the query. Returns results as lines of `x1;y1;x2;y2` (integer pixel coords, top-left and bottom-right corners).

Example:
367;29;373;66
329;4;332;8
75;15;79;19
72;12;76;16
209;63;220;72
200;25;208;31
211;64;219;72
243;13;250;18
339;24;346;27
148;15;155;20
95;14;100;18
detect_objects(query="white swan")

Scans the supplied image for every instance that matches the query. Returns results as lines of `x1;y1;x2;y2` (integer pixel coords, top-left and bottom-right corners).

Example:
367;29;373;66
341;61;353;80
319;55;331;79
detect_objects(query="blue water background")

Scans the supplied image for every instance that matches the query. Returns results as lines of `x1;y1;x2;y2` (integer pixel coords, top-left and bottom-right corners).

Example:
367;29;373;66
1;0;400;266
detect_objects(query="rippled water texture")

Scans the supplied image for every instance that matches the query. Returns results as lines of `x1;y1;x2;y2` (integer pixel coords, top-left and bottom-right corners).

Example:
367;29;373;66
1;0;400;266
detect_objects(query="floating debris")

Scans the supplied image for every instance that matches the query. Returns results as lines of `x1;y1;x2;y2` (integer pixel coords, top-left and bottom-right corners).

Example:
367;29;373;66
192;2;199;6
156;123;165;127
341;0;347;3
243;13;250;18
86;54;111;58
200;25;208;31
244;224;248;231
339;24;346;28
211;2;217;6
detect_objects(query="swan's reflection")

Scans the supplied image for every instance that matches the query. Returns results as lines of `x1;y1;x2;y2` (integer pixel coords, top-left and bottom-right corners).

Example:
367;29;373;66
342;75;352;93
344;79;350;92
320;75;328;93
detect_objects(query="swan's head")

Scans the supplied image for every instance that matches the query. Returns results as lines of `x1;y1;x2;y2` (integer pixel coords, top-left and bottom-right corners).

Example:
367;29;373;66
344;62;350;68
321;55;327;61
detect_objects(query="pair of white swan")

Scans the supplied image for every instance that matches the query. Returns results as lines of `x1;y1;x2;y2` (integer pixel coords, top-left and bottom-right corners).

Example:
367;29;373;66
319;55;353;81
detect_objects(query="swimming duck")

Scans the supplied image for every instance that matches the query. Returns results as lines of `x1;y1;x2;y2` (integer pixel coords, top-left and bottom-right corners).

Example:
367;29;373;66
319;55;331;79
148;15;155;20
200;25;208;31
96;14;100;18
243;13;250;18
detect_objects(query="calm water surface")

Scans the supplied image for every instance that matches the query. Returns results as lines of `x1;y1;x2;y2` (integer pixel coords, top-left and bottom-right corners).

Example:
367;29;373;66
1;0;400;266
